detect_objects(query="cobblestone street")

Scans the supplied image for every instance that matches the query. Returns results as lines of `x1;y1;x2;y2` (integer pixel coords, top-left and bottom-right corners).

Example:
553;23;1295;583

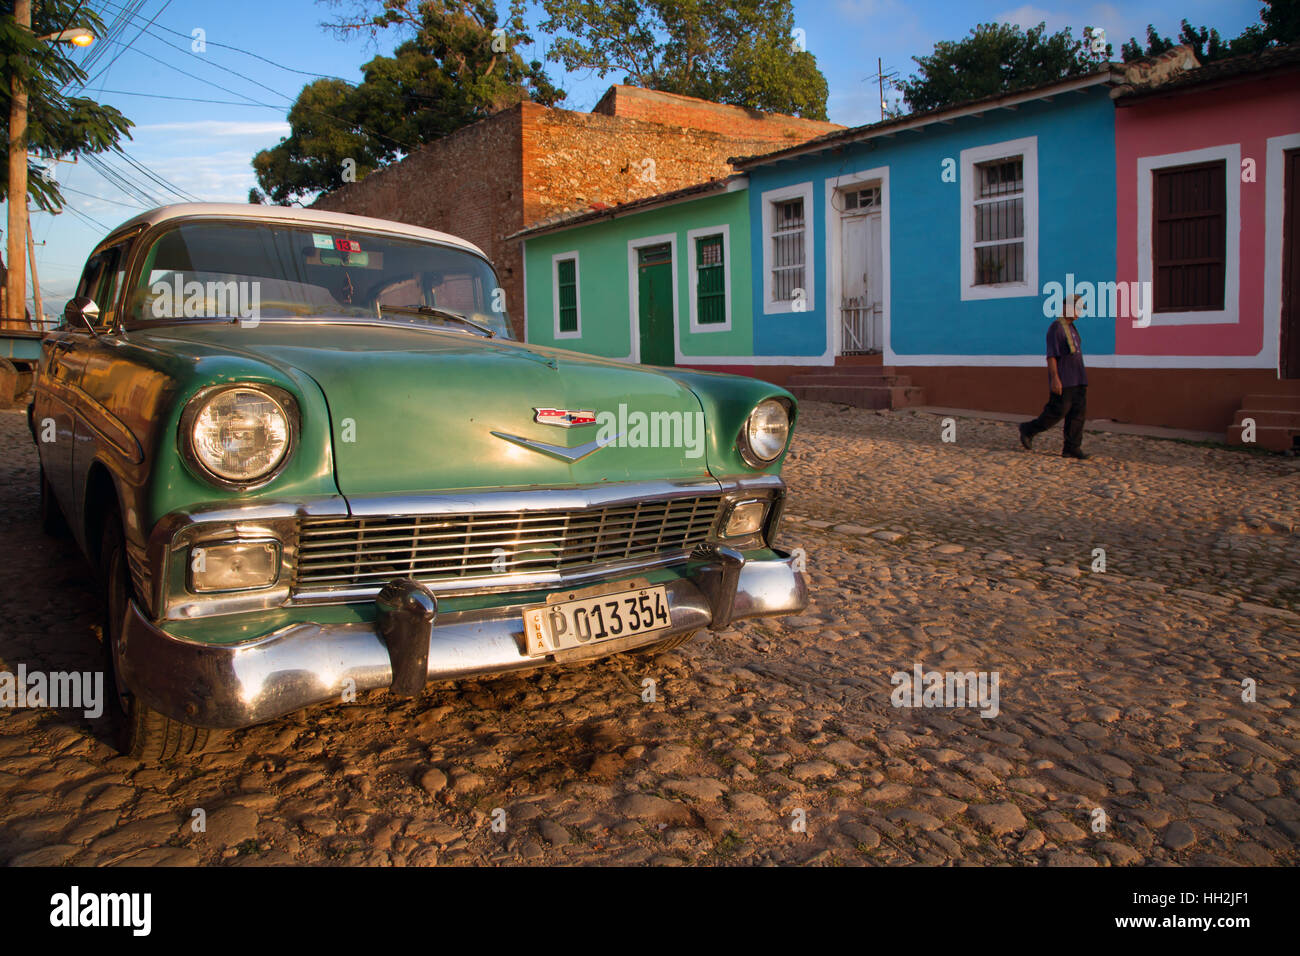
0;403;1296;867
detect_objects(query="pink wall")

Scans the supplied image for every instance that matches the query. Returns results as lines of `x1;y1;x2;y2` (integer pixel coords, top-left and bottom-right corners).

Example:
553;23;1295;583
1114;72;1300;358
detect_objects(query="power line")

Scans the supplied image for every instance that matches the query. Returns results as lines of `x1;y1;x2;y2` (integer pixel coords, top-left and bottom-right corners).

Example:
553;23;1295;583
96;0;355;84
82;0;175;90
55;183;147;210
117;149;201;202
92;87;283;107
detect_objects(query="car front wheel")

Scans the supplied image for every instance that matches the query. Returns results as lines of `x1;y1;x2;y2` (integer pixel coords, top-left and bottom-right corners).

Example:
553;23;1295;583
100;509;212;762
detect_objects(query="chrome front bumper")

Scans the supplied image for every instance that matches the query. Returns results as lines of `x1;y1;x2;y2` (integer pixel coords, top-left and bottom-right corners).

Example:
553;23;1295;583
117;548;808;729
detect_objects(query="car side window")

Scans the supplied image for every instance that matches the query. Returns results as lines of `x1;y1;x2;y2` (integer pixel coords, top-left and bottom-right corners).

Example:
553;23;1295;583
90;244;129;330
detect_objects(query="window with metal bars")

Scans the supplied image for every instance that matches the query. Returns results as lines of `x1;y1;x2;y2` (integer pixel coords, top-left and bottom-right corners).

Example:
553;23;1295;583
972;156;1025;285
1152;160;1226;312
555;256;579;333
771;198;806;301
695;234;726;325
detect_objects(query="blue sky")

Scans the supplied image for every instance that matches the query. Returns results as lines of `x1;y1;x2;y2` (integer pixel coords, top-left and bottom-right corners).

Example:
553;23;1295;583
9;0;1265;313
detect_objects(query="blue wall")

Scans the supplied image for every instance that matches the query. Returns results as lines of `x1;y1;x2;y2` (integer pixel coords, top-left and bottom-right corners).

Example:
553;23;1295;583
744;88;1117;360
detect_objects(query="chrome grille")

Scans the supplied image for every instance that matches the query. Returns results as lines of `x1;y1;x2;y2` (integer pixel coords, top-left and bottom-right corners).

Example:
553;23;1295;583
294;495;723;594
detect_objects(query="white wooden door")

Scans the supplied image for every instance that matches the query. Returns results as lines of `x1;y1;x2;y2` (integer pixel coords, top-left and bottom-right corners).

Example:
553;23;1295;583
840;208;882;353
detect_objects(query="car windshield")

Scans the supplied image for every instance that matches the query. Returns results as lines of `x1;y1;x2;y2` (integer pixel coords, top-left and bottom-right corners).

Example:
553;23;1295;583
127;219;513;338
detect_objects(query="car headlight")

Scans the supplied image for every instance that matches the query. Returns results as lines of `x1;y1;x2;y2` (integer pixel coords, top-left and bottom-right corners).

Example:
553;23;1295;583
740;399;790;465
182;386;295;485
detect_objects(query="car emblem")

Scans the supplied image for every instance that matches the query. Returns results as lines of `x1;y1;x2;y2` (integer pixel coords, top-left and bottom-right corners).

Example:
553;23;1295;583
534;407;597;428
491;431;620;463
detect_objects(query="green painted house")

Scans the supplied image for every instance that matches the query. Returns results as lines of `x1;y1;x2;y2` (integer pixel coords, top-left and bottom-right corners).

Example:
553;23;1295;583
516;176;753;366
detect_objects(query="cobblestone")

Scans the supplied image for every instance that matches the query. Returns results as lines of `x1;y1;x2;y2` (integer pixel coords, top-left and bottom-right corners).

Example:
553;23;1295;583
0;404;1296;866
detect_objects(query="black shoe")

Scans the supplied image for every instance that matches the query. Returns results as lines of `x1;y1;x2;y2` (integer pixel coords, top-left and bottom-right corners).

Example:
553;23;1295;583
1018;425;1033;451
1062;449;1090;460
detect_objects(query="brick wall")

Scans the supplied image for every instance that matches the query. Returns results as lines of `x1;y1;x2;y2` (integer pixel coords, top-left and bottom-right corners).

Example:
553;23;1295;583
591;85;842;143
314;107;527;337
520;101;798;225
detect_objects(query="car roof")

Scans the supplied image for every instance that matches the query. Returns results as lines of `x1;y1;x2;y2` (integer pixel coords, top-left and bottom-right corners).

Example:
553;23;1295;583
103;203;488;258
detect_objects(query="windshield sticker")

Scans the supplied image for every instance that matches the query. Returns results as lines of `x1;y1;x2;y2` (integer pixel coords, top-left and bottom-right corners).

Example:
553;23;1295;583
334;238;362;253
311;233;333;250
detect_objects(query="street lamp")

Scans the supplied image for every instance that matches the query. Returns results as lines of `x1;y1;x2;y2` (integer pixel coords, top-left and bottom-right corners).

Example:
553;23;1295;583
38;28;96;47
5;4;96;327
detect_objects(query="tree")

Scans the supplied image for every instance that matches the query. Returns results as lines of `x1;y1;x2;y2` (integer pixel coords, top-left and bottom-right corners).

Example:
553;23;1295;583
535;0;829;119
1121;1;1300;63
251;0;563;204
899;22;1107;114
0;0;133;212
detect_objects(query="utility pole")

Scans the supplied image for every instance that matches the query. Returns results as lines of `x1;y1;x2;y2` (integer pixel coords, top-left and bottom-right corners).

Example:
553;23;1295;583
5;0;32;329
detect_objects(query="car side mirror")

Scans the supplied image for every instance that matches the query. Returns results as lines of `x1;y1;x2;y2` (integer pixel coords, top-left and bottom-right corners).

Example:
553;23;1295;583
64;296;100;335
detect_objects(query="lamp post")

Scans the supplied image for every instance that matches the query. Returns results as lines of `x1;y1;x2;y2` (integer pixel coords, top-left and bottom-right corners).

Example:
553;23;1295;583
4;4;95;329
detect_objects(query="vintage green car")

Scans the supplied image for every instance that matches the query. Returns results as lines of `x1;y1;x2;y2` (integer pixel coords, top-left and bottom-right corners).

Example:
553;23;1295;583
32;203;807;761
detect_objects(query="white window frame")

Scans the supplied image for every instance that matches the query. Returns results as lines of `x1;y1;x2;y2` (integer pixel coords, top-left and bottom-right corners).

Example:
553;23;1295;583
686;225;732;333
626;233;680;364
761;181;815;314
1137;143;1241;326
1263;133;1300;369
551;250;581;340
960;136;1038;300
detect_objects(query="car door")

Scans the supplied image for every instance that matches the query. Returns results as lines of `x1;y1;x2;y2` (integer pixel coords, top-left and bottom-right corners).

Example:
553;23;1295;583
37;247;116;515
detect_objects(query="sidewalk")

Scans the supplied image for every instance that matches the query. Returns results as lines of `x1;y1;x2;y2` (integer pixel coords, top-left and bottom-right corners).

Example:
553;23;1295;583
908;405;1223;444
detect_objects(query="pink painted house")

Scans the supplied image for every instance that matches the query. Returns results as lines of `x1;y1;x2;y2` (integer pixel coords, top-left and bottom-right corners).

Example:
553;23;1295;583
1113;43;1300;447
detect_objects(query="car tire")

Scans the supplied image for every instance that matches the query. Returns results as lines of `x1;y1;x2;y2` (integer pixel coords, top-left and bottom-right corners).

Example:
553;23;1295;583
39;464;69;538
100;509;211;762
629;629;699;656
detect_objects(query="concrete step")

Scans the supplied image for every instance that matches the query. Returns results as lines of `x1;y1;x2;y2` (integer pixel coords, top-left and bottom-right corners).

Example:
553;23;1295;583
789;383;926;410
1241;393;1300;411
1226;423;1299;452
1231;409;1300;428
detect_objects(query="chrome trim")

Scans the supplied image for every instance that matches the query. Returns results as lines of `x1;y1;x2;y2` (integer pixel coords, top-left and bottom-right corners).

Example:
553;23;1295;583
117;549;809;729
490;430;619;463
342;478;731;518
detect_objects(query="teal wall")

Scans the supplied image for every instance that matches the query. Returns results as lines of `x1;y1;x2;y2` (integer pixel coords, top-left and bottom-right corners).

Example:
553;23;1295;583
523;188;752;362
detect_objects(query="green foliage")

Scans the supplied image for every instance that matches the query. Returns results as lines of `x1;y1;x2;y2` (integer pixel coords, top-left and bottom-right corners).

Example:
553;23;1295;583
0;0;133;212
251;0;562;204
1120;1;1300;63
536;0;828;119
899;22;1106;114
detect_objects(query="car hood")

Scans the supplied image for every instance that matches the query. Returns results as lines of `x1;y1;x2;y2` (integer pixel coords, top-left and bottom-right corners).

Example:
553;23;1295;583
134;321;715;495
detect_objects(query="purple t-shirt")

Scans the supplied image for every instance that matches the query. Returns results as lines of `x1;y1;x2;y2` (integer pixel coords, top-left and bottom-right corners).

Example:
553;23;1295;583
1046;321;1087;387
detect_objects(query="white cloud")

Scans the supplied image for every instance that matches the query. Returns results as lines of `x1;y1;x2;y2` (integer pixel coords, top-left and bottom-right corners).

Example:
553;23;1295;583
134;120;290;139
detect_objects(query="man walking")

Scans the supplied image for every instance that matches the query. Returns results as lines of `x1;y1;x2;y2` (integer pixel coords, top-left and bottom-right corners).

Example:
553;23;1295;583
1019;294;1089;459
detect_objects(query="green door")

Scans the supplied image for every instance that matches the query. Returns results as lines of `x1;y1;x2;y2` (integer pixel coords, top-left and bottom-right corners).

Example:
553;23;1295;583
637;244;675;366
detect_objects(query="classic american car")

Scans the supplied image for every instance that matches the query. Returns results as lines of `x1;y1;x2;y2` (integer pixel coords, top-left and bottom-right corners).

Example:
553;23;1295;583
32;203;808;761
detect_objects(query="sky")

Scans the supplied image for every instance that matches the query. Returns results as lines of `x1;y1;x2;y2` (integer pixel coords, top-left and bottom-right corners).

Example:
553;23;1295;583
5;0;1267;316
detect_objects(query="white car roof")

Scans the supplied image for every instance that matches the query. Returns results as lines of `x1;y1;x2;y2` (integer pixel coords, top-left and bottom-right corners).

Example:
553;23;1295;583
106;203;488;258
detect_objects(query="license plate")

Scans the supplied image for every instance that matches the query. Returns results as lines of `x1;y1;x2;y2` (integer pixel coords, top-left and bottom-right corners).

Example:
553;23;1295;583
523;583;672;656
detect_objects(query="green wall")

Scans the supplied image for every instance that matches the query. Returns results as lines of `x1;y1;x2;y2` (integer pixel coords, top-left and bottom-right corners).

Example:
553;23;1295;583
522;187;752;363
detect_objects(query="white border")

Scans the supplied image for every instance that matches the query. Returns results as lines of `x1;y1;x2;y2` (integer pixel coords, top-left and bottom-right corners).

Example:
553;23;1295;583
1137;143;1240;326
1263;132;1300;372
960;136;1039;300
761;181;816;314
626;233;679;364
826;166;890;359
551;250;581;340
685;225;732;333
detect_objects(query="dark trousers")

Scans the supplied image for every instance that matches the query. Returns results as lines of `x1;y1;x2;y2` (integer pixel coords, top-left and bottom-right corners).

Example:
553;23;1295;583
1023;385;1087;454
